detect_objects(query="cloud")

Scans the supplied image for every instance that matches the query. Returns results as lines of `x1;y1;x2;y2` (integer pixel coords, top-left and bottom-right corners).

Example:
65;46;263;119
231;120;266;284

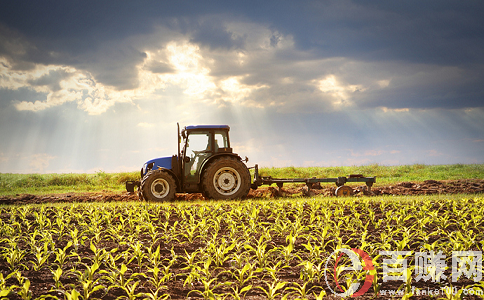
1;59;136;114
7;32;482;116
190;16;246;50
2;4;484;116
75;42;147;90
315;75;366;108
27;69;72;92
380;107;410;113
269;1;484;65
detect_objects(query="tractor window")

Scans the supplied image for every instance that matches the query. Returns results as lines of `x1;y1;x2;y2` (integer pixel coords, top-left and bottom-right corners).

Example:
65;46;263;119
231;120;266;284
214;131;229;151
184;132;211;177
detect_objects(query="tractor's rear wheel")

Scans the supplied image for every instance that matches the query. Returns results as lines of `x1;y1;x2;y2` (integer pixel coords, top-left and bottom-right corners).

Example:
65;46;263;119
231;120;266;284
202;156;250;200
140;169;176;202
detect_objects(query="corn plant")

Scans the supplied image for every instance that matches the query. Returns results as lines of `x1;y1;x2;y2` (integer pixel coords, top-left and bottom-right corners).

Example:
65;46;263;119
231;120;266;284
228;262;261;288
0;271;16;299
279;233;296;266
89;242;112;266
142;287;170;300
101;263;146;292
53;241;73;269
128;241;146;270
257;280;286;300
1;243;26;271
187;278;230;300
68;262;106;300
29;242;51;271
229;285;252;300
244;236;275;268
208;239;235;267
263;261;289;282
299;261;319;283
12;272;32;300
116;281;144;300
284;281;314;300
51;266;63;290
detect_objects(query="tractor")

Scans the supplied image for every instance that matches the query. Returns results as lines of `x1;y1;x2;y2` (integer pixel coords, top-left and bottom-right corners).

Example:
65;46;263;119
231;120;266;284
126;124;376;200
126;124;251;201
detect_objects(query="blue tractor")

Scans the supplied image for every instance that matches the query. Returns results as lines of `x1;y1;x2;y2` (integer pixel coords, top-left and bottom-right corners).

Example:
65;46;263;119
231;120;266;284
127;124;377;200
126;124;251;201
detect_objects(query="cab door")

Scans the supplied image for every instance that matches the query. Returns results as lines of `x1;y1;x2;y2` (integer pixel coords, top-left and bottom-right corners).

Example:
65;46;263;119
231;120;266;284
183;131;213;187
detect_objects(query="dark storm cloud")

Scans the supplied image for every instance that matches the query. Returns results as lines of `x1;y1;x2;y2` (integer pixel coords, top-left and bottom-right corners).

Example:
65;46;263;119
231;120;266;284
75;45;148;90
350;64;484;110
0;24;38;70
261;0;484;65
3;0;484;64
1;0;484;106
0;1;166;89
366;83;484;110
190;18;246;50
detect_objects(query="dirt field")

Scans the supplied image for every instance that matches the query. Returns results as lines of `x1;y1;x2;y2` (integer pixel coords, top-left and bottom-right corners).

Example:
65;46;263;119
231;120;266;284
1;179;483;206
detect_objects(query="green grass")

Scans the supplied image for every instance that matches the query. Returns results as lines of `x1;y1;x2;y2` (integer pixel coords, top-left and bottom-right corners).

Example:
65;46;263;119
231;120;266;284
0;171;139;196
0;163;483;196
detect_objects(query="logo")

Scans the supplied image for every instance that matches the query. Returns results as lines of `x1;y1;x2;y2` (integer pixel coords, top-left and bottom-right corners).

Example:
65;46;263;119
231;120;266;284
324;248;374;297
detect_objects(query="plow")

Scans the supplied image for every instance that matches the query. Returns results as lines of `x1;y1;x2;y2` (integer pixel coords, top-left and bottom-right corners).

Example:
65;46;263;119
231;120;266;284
251;164;375;197
126;124;376;201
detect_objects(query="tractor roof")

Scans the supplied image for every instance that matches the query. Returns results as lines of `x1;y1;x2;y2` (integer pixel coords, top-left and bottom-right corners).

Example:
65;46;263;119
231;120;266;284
184;125;230;131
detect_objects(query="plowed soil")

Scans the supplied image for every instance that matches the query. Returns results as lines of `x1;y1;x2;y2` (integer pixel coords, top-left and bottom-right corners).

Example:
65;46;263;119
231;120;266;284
1;179;483;206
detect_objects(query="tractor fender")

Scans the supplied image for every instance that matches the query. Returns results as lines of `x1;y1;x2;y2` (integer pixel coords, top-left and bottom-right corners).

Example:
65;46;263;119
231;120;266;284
198;153;244;184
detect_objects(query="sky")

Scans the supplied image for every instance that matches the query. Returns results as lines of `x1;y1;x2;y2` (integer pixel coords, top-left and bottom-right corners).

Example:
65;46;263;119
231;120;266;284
1;0;483;174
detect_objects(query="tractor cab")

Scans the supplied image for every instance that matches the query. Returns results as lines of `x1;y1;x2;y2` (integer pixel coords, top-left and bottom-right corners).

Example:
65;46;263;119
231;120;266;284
180;125;233;192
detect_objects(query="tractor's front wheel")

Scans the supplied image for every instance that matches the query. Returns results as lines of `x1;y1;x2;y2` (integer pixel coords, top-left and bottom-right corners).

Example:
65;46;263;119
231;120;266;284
140;169;176;201
202;156;250;200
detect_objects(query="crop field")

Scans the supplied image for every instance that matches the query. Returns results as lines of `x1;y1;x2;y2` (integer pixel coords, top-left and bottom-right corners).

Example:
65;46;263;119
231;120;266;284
2;194;484;299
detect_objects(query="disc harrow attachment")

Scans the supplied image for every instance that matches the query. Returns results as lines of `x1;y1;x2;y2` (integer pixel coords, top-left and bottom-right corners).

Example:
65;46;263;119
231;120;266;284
250;164;375;197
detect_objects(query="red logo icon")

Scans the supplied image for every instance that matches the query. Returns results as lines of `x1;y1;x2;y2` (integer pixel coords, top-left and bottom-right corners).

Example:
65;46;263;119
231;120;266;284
325;248;375;297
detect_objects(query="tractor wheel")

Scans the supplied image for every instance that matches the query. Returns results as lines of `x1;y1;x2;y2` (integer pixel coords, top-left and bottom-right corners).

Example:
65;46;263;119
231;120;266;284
202;156;250;200
140;169;176;202
335;185;353;197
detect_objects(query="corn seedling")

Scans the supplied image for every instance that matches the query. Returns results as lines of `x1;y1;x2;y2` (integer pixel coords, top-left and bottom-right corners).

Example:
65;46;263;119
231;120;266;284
257;280;286;300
